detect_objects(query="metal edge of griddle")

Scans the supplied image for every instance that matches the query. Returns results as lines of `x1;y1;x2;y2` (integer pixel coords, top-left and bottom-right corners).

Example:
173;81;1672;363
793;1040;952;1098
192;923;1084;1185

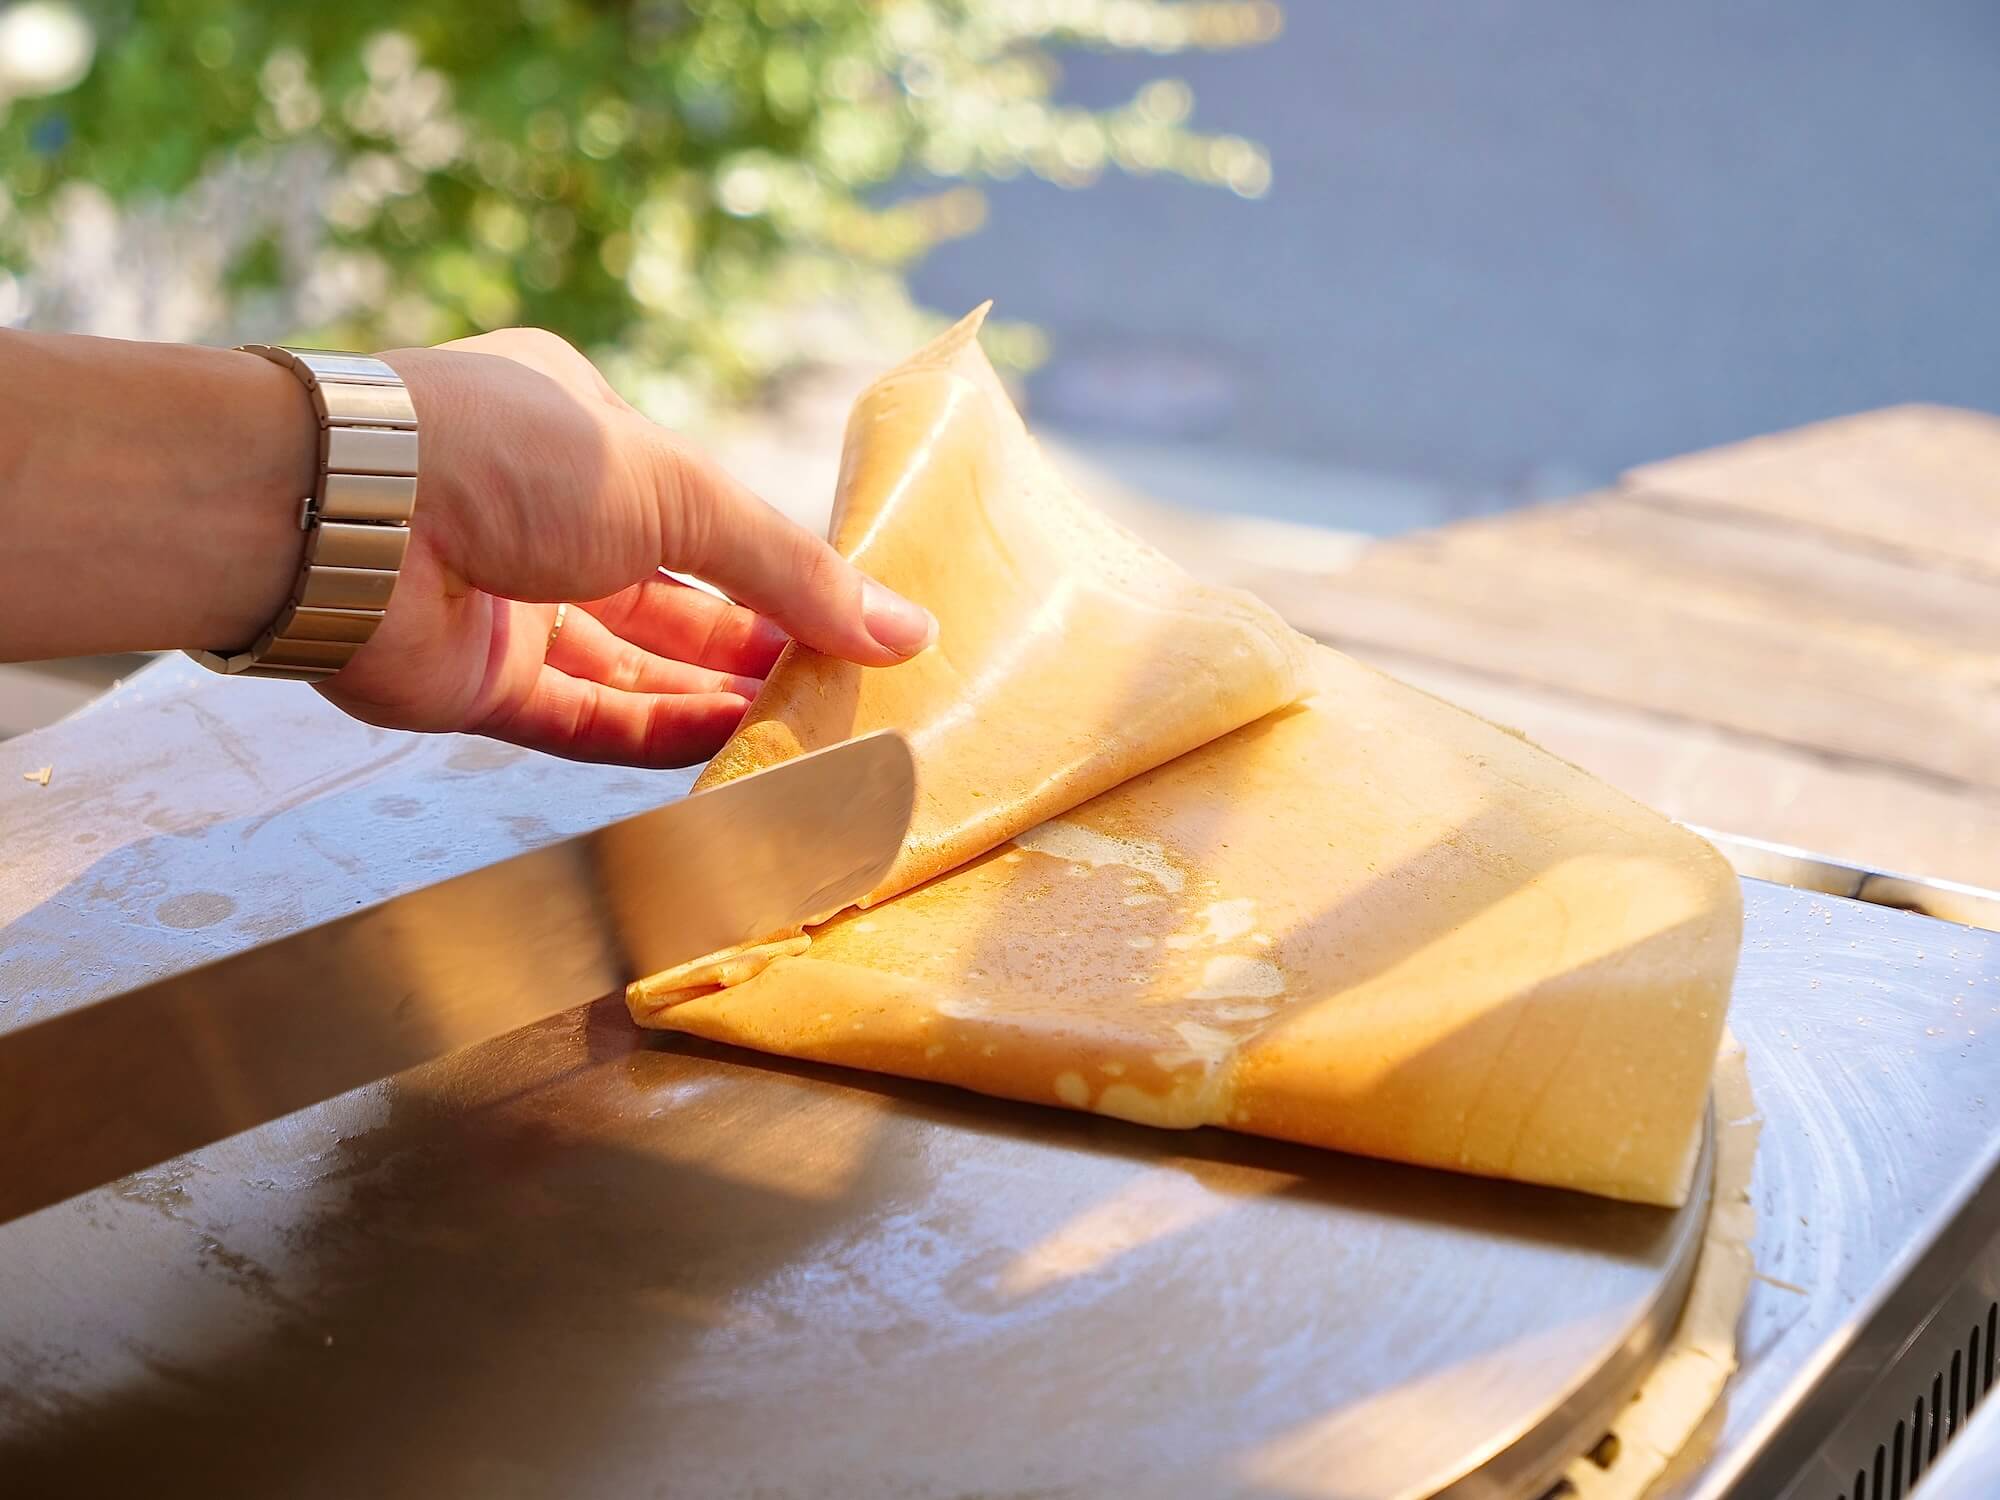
1900;1364;2000;1499
1689;1062;2000;1499
1690;827;2000;937
1423;1105;1719;1500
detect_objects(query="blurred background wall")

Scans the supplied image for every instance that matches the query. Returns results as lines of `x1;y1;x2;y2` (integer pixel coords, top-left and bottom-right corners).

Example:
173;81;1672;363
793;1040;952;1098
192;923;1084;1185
913;1;2000;522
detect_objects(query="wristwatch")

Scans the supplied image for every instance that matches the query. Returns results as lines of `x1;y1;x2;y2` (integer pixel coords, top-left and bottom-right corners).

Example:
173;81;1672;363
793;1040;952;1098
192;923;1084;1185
184;346;418;680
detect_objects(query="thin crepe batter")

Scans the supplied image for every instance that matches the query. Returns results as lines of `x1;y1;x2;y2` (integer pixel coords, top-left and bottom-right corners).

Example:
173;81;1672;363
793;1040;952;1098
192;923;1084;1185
689;304;1311;909
640;645;1740;1207
631;307;1742;1207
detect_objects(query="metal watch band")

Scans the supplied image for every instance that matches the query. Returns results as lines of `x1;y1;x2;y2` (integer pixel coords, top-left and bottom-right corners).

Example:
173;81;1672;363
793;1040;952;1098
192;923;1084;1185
184;347;418;680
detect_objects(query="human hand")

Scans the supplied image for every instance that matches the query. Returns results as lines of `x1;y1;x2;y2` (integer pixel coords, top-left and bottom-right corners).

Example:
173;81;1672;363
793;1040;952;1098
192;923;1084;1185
320;329;936;767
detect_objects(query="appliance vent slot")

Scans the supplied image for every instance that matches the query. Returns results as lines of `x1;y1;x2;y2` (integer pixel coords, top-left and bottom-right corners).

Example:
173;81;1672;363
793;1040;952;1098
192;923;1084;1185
1912;1394;1927;1487
1960;1328;1976;1424
1831;1298;1999;1498
1989;1302;1997;1392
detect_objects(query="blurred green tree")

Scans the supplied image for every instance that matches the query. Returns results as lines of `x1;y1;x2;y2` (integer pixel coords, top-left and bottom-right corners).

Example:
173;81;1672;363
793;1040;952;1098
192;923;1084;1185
0;0;1277;421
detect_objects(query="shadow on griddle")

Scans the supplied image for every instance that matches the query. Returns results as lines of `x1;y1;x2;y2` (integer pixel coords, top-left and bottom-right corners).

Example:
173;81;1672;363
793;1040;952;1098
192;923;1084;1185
656;1028;1689;1265
0;996;919;1497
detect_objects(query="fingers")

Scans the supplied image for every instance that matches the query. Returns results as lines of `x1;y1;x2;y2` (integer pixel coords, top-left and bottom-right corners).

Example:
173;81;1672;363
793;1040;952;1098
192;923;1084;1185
547;601;765;699
645;433;937;667
582;573;790;678
482;664;750;768
389;339;935;674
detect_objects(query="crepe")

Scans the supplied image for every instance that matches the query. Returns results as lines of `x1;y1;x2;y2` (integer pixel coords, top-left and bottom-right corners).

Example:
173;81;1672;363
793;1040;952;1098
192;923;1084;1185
638;647;1740;1207
691;304;1312;909
631;309;1740;1204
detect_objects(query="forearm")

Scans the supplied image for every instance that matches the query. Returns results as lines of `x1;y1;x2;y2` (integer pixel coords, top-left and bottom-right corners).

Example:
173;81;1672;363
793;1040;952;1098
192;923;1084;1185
0;330;313;661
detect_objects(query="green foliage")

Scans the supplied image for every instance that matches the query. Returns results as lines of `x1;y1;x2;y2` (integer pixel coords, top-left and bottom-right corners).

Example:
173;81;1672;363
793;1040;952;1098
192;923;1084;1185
0;0;1276;418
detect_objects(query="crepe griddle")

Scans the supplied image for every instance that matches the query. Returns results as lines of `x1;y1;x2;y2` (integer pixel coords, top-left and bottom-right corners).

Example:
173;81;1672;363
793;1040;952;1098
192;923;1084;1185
3;660;1997;1499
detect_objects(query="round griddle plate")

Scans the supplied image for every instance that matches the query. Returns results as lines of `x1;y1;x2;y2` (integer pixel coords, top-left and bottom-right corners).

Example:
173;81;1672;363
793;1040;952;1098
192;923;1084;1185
1;1008;1709;1500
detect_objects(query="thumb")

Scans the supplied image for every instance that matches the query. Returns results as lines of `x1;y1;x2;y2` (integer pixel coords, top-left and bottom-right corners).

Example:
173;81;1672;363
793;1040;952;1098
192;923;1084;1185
649;431;936;666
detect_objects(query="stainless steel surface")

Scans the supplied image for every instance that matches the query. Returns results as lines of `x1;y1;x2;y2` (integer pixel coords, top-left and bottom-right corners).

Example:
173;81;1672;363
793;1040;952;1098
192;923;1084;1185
1662;892;2000;1500
0;729;914;1225
0;1022;1718;1500
320;469;420;523
1908;1396;2000;1499
1773;1223;2000;1499
311;519;412;572
322;423;420;475
4;661;1998;1498
1694;825;2000;936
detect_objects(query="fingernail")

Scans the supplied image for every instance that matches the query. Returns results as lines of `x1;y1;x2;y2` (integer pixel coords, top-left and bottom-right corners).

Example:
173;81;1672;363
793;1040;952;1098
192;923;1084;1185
861;579;938;657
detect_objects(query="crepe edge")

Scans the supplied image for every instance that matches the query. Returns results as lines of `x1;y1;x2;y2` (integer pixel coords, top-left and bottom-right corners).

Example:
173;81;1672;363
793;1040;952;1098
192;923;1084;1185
694;301;1315;886
627;935;813;1025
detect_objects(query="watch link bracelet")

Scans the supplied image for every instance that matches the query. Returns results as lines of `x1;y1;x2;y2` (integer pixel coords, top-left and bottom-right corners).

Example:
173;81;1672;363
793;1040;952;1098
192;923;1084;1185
184;346;418;680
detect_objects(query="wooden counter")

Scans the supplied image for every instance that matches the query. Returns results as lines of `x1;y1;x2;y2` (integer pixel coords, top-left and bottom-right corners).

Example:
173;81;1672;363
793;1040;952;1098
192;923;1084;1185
1236;404;2000;890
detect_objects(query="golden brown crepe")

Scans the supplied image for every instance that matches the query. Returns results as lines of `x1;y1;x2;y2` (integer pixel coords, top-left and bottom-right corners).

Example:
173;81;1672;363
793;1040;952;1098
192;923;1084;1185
692;304;1312;908
629;308;1740;1205
639;647;1740;1207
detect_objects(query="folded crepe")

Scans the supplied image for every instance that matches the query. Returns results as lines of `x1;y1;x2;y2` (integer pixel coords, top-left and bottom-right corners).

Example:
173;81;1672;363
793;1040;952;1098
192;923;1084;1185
643;644;1738;1206
692;304;1312;909
631;309;1741;1206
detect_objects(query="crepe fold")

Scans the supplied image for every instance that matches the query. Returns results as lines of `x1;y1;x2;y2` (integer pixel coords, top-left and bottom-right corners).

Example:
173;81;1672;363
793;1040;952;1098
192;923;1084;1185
631;309;1741;1206
686;303;1312;909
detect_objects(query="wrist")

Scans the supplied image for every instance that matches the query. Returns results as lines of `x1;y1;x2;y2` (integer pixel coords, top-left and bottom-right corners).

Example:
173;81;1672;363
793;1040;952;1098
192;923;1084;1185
177;346;321;654
188;346;420;679
372;346;462;562
0;331;314;660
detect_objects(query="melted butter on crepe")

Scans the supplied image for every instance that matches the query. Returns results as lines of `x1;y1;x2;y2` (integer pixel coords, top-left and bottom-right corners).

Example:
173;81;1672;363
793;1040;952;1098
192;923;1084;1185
644;647;1741;1208
690;304;1311;909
